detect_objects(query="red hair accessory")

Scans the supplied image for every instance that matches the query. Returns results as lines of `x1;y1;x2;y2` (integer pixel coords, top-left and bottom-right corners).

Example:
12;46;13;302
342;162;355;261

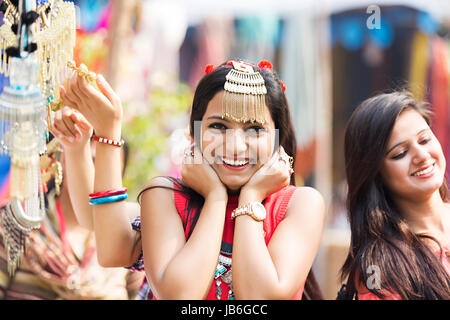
258;60;273;70
279;80;286;92
205;64;215;74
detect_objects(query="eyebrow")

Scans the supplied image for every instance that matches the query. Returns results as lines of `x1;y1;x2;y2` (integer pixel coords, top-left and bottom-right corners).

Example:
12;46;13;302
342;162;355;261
386;128;430;155
207;115;231;122
206;115;265;126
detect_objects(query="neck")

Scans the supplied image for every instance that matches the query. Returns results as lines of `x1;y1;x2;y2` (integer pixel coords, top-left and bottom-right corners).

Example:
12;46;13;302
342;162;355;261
227;188;241;196
394;190;450;236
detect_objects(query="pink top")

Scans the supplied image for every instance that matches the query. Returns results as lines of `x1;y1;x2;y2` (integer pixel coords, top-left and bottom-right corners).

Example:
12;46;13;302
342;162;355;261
357;243;450;300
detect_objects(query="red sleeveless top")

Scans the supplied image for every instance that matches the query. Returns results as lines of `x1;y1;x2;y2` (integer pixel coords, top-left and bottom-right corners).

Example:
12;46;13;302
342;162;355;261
173;184;304;300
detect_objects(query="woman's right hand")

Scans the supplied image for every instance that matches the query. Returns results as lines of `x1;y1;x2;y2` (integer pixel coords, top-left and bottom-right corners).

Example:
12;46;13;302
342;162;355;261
59;71;123;140
181;144;227;199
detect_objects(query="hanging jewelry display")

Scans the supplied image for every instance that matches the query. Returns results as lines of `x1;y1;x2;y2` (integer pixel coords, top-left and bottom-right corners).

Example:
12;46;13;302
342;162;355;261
0;0;74;276
34;0;77;118
0;0;77;123
214;253;234;300
40;137;62;195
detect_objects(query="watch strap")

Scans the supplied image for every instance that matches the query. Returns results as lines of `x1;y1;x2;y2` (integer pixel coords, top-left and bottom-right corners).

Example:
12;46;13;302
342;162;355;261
232;202;264;222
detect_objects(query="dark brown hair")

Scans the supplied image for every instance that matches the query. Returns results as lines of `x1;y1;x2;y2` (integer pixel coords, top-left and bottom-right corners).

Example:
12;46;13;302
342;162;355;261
139;61;322;300
339;91;450;299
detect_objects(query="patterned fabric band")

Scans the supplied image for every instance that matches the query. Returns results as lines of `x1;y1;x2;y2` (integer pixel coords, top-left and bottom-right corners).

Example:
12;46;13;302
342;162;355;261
92;134;124;147
88;193;128;205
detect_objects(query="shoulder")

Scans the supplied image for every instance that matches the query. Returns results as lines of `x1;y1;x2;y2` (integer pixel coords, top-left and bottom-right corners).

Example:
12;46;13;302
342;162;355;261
139;176;177;212
290;186;324;203
140;177;175;200
286;186;326;220
143;176;175;190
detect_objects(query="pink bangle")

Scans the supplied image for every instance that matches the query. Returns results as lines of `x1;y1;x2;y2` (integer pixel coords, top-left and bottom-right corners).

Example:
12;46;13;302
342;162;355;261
89;187;128;199
93;134;124;147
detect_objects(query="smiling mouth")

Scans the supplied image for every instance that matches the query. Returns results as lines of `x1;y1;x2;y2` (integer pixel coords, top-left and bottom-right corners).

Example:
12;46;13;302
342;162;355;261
411;163;435;177
221;157;249;167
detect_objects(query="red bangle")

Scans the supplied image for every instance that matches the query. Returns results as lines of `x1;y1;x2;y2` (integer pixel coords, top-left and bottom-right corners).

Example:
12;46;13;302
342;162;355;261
92;134;124;147
89;187;128;199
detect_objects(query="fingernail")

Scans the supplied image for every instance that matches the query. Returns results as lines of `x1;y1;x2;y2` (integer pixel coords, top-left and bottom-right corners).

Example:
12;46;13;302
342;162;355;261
63;106;70;113
55;110;62;120
98;74;105;82
79;123;89;130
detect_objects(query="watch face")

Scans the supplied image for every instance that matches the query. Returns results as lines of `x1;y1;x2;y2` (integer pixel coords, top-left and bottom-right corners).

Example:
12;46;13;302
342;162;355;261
251;202;266;220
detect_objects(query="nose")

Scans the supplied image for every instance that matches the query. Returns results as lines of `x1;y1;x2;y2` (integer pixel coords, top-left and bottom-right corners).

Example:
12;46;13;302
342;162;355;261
225;128;248;156
411;143;430;165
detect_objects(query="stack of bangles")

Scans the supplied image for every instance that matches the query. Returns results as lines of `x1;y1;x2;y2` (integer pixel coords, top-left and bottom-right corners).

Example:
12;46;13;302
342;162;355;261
89;187;128;205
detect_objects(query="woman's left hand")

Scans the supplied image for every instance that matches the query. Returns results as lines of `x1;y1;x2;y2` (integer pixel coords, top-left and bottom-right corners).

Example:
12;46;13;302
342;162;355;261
240;146;293;202
50;106;93;151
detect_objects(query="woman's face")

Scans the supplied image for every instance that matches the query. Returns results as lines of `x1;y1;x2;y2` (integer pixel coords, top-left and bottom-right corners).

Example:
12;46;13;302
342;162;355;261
380;108;446;202
199;90;276;192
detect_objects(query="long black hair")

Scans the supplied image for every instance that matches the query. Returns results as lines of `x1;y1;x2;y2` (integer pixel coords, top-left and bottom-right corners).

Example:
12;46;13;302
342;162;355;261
139;61;322;300
339;91;450;300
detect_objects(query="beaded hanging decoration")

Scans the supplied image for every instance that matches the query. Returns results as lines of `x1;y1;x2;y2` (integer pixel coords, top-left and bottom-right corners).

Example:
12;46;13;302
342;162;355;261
0;0;74;276
222;61;267;125
0;0;76;124
40;137;62;195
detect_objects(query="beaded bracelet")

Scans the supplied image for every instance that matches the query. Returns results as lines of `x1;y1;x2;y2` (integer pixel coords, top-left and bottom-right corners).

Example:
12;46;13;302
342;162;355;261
89;187;128;199
92;134;124;147
89;193;128;205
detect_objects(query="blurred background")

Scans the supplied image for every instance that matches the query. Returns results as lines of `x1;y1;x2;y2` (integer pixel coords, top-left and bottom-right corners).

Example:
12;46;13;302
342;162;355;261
1;0;449;299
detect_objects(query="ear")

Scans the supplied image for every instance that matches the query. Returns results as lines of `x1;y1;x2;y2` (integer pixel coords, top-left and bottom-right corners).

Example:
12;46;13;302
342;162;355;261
183;126;191;141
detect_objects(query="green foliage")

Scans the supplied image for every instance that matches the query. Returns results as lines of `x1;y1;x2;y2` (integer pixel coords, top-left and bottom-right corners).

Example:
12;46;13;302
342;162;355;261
122;83;192;200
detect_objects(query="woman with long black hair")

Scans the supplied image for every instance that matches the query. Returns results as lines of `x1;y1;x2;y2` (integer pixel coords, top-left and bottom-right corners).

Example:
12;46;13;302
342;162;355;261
59;59;325;300
339;91;450;300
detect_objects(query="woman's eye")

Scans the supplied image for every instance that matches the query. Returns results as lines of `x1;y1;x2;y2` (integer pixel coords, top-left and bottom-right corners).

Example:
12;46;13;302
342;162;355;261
391;150;407;160
208;123;227;130
419;137;431;145
246;126;265;134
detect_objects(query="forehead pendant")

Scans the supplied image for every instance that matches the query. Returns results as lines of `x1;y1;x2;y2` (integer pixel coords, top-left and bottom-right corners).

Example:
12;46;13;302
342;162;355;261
222;61;267;125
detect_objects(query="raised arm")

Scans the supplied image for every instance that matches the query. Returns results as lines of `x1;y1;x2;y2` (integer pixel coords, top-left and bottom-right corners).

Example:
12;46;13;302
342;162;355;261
59;73;140;267
50;107;95;230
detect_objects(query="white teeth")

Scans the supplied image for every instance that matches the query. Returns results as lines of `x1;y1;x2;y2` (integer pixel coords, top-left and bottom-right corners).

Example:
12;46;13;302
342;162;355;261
222;158;249;166
412;164;434;176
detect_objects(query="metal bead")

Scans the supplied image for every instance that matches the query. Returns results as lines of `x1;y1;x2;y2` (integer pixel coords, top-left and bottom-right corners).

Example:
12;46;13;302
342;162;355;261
77;63;88;77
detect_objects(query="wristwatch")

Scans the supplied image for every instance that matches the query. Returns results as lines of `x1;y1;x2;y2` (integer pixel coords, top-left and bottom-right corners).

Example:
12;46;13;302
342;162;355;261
231;202;266;222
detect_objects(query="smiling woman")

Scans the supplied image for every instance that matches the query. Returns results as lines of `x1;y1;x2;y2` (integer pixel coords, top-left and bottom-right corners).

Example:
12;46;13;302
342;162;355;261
135;60;325;300
339;91;450;300
199;90;276;192
381;109;446;203
59;58;325;300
